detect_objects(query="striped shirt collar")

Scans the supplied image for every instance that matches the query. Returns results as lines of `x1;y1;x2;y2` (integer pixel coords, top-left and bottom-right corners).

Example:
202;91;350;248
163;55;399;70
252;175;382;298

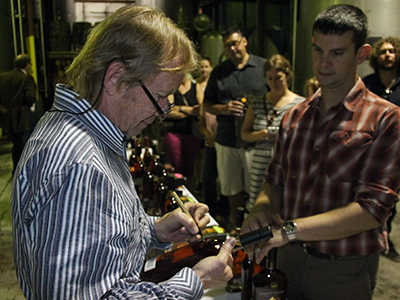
53;84;127;157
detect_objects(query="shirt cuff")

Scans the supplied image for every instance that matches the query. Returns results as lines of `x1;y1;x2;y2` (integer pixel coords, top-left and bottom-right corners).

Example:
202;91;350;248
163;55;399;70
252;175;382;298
162;267;204;300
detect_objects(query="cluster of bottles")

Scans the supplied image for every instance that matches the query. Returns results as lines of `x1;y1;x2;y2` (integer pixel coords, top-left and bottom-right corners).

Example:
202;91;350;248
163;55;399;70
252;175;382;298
127;136;186;216
141;206;287;299
128;138;287;299
229;207;287;300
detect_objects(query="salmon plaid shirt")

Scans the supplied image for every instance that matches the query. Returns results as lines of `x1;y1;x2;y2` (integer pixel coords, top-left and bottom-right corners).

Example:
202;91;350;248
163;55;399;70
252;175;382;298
266;78;400;256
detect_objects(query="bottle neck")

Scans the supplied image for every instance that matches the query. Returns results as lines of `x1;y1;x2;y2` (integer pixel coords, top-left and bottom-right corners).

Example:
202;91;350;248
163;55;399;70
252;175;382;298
267;248;277;270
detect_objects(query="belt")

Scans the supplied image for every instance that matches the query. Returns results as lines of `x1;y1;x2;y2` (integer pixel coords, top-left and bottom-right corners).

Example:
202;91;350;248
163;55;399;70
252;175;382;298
305;246;340;261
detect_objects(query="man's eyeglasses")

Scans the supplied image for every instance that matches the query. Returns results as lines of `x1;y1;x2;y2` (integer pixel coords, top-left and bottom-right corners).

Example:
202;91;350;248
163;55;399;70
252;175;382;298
139;80;174;116
224;37;243;49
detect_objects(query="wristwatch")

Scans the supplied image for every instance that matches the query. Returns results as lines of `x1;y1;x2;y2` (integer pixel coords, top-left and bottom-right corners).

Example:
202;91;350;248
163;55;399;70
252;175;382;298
282;220;297;242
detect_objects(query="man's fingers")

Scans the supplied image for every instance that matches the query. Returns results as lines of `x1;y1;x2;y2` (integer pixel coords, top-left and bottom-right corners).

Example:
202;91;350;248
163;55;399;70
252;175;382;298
217;237;236;263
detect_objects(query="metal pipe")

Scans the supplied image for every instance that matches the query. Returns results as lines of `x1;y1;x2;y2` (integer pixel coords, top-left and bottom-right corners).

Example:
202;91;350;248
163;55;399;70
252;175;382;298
10;0;18;56
17;0;24;53
291;0;298;91
38;0;48;98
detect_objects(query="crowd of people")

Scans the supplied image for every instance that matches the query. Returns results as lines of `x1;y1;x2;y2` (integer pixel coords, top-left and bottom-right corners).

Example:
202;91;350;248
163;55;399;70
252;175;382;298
2;2;399;300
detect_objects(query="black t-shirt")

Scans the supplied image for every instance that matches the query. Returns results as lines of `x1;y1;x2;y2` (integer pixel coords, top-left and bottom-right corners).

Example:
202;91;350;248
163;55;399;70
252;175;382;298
168;80;198;134
204;54;268;147
363;72;400;107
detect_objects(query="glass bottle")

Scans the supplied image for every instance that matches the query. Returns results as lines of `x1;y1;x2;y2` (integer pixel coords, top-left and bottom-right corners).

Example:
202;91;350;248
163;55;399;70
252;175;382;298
226;207;246;292
141;225;273;283
157;181;168;215
143;136;154;171
132;138;144;182
142;170;156;214
235;97;248;148
252;248;287;300
241;255;266;300
241;255;253;300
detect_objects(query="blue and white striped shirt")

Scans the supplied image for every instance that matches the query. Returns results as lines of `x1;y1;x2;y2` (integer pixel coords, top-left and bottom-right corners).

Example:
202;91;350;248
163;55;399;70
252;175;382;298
12;84;203;299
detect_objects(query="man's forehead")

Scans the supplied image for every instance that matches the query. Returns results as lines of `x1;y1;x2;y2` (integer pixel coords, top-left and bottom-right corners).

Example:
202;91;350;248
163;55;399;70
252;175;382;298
380;43;395;49
224;32;241;42
313;31;355;46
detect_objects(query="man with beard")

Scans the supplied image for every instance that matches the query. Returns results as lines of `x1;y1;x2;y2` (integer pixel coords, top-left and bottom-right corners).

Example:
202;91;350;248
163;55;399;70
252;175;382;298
363;37;400;262
363;37;400;105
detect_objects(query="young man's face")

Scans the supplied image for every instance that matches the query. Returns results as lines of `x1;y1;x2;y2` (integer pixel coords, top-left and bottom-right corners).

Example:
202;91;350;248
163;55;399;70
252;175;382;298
311;30;362;91
377;42;398;70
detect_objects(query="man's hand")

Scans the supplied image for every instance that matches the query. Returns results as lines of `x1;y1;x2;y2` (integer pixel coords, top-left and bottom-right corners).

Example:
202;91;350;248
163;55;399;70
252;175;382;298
192;237;236;289
242;202;284;264
223;100;245;116
154;203;210;243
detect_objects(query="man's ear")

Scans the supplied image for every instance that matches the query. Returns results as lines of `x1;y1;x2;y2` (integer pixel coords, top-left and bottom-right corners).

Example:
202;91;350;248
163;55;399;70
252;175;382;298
356;43;372;65
242;36;248;47
103;62;125;96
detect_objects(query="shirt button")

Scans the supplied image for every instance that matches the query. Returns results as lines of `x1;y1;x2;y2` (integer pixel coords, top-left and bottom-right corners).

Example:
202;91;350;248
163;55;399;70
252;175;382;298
314;146;320;152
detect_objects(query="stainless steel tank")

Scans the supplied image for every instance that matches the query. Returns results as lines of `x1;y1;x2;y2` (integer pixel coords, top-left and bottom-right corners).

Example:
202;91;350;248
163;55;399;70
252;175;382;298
198;30;224;67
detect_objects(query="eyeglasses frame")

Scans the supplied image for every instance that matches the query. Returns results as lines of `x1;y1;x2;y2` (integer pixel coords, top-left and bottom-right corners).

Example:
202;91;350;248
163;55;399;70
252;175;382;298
138;80;174;116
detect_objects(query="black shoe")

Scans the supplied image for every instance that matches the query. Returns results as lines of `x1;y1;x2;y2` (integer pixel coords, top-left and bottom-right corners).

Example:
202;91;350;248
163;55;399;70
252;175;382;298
381;243;400;263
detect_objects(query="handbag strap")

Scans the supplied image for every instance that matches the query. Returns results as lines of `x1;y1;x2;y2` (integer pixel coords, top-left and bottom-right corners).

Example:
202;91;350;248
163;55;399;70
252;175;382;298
263;95;277;126
181;93;189;106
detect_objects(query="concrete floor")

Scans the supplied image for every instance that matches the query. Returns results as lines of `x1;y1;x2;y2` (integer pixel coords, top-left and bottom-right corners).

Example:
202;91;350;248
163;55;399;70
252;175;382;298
0;137;399;300
0;138;25;299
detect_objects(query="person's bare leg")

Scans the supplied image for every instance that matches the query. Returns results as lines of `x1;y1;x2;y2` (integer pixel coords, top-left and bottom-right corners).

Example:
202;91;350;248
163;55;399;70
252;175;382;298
229;190;245;232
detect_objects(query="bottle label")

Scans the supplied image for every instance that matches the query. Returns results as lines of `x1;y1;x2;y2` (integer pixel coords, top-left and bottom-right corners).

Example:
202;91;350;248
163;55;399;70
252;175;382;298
144;257;157;272
253;286;285;300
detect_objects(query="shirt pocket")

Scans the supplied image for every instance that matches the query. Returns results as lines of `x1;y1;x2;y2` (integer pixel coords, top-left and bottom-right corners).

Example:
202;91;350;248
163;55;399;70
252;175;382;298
326;130;372;182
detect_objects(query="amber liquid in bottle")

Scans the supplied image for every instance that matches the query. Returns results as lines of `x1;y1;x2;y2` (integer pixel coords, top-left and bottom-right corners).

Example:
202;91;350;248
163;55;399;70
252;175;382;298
141;236;227;283
141;225;273;283
252;248;287;300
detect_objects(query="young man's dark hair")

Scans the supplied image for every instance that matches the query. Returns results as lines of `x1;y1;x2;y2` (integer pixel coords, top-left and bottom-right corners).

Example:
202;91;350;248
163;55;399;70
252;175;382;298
222;27;243;41
312;4;368;51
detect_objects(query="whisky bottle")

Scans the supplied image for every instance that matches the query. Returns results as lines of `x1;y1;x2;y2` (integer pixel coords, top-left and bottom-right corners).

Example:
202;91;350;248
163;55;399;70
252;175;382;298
241;255;253;300
241;256;266;300
226;207;246;292
141;225;273;283
143;136;153;170
141;236;227;283
252;248;287;300
235;97;248;148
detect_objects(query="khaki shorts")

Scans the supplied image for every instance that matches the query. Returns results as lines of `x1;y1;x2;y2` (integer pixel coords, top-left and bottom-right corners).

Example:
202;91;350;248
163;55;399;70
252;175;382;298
215;142;253;196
